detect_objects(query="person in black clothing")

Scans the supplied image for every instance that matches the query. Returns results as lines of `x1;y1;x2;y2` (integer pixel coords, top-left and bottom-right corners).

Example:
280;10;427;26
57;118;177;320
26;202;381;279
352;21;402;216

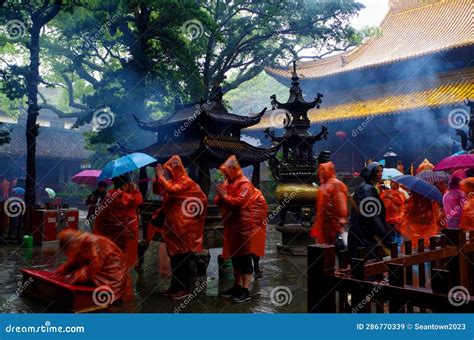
348;162;391;259
85;181;108;228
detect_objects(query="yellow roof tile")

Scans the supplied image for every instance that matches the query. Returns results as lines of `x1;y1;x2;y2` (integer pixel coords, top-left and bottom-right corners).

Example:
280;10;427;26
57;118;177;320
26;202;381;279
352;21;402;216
247;69;474;128
266;0;474;80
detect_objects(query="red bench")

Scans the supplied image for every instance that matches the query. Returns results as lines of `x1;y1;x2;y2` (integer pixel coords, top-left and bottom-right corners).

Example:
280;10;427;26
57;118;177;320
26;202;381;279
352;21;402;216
21;269;109;313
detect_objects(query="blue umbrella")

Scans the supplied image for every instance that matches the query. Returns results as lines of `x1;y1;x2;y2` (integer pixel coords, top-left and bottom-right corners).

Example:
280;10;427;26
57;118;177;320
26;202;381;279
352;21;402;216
98;153;157;180
392;175;443;204
382;168;403;180
13;187;25;195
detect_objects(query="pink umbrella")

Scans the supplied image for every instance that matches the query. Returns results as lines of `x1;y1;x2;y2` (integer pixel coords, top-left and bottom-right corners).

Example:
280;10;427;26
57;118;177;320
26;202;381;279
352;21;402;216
433;154;474;172
71;170;110;187
452;169;467;180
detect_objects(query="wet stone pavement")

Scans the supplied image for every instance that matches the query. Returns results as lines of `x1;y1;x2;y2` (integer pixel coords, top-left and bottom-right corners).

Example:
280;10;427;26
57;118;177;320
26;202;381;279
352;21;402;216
0;224;308;313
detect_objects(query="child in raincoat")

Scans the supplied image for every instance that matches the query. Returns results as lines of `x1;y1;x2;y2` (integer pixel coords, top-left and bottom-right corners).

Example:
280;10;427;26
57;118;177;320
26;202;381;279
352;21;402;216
153;155;208;300
380;180;405;239
56;229;132;303
460;178;474;231
310;162;348;250
215;155;268;303
94;175;143;271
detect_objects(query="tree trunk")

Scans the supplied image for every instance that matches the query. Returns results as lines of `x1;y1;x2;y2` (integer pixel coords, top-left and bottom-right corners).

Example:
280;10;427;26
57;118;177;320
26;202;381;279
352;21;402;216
24;23;41;206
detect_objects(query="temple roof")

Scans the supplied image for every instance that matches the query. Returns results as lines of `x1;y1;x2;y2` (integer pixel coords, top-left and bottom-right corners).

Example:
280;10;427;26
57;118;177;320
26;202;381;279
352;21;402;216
204;108;266;127
118;136;279;164
202;137;280;163
0;124;90;160
133;99;266;131
266;0;473;80
247;69;474;126
118;140;201;162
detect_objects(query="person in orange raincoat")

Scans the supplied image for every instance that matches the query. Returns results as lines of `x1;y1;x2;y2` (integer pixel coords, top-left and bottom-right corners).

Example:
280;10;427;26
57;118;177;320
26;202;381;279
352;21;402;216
310;162;348;251
2;178;10;199
380;181;405;237
460;178;474;231
215;155;268;303
153;155;208;300
94;175;143;271
55;229;132;303
399;192;440;246
416;159;434;174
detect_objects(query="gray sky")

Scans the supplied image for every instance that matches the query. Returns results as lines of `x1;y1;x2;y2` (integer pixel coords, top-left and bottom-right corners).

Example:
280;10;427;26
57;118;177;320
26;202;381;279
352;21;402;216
351;0;390;29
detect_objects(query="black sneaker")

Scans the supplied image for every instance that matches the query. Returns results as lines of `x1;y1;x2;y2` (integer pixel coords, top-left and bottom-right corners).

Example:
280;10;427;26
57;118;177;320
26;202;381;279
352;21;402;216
219;285;241;298
232;288;251;303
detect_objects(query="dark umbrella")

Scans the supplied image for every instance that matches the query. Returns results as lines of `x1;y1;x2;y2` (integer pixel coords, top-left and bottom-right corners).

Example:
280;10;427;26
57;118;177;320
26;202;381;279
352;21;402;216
392;175;443;204
415;170;449;184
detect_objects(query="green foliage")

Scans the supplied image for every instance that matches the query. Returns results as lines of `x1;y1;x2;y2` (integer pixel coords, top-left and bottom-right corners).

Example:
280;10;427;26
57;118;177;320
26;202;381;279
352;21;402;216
0;123;11;146
82;134;119;168
0;0;365;152
224;72;288;115
56;181;91;204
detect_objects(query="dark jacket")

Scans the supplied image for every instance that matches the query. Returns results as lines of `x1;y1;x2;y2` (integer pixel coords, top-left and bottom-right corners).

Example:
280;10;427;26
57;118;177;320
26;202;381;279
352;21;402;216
348;163;391;259
86;189;106;218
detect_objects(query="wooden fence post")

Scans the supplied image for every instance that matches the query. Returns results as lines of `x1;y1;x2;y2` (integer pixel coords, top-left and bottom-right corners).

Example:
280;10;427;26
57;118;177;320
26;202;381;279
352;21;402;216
443;228;470;292
388;263;405;313
417;239;426;288
350;257;371;313
307;244;336;313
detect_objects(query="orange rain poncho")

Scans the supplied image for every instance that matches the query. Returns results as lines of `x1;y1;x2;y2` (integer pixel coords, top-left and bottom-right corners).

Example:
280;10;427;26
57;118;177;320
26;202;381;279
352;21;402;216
400;192;440;244
416;159;434;174
56;229;132;302
460;178;474;231
380;181;405;231
152;155;207;256
310;162;348;244
94;182;143;270
215;155;268;259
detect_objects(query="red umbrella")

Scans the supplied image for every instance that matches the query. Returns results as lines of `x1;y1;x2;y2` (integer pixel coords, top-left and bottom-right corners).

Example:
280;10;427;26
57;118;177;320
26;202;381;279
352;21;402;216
71;170;110;187
433;154;474;172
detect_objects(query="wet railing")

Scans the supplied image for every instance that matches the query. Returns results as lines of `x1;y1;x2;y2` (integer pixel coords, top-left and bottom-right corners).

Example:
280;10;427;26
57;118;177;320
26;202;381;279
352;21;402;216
307;229;474;313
